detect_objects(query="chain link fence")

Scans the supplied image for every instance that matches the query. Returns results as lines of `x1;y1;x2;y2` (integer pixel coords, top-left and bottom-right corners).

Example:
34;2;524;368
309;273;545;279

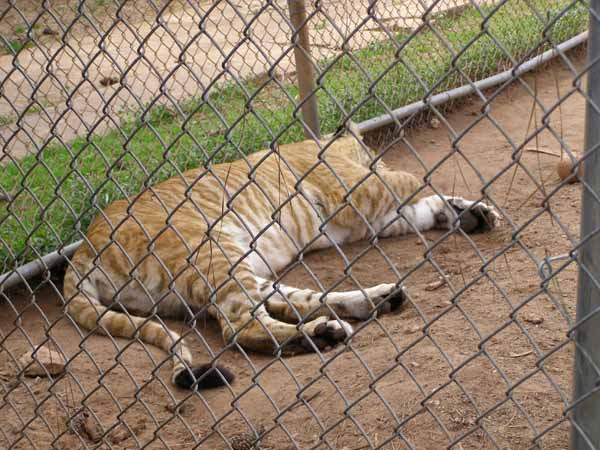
1;0;599;448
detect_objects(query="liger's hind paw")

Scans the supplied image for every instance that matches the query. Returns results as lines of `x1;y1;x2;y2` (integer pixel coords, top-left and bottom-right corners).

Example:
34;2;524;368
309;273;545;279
441;197;500;234
282;319;353;355
374;286;407;315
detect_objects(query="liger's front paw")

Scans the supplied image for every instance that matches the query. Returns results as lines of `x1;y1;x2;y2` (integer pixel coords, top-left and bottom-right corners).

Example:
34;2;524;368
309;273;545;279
436;197;500;234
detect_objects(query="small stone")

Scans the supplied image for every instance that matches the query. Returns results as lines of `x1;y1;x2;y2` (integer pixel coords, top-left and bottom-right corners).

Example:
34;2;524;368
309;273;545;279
19;347;66;377
404;324;421;335
430;117;440;129
524;315;544;325
166;401;195;415
410;361;420;368
425;277;446;291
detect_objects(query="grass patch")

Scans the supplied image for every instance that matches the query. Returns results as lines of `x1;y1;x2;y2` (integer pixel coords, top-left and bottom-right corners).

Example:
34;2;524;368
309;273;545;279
0;115;14;127
1;24;41;55
2;39;33;54
26;105;42;115
0;0;588;272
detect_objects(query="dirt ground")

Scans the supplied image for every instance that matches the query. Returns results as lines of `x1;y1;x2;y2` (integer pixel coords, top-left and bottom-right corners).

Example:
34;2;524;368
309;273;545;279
0;50;586;449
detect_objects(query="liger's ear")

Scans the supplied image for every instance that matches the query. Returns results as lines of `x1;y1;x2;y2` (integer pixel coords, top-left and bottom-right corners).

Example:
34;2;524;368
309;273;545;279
323;120;362;141
345;120;362;139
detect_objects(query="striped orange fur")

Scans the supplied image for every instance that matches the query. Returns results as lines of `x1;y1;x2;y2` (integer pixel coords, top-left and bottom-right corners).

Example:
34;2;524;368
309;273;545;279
62;126;499;389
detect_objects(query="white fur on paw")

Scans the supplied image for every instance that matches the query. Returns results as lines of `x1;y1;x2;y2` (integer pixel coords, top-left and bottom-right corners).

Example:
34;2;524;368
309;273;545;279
328;319;353;337
373;283;397;299
485;204;501;226
444;196;472;210
473;202;501;227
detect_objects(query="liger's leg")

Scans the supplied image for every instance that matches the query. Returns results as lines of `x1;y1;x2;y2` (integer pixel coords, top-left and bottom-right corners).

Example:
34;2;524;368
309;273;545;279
342;169;500;238
257;277;406;323
189;243;354;358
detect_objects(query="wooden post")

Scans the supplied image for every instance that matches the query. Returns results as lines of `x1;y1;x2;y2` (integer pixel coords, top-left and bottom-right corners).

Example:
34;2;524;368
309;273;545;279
287;0;320;139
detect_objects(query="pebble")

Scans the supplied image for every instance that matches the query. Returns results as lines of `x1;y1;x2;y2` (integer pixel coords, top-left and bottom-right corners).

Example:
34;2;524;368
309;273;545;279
166;401;195;415
524;315;544;325
404;324;422;335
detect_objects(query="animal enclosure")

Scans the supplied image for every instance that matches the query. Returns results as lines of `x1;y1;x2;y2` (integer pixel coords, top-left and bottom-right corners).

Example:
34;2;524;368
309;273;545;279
1;0;599;449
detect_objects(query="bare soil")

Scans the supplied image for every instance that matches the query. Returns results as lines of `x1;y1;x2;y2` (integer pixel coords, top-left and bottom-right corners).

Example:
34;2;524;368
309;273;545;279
0;52;586;449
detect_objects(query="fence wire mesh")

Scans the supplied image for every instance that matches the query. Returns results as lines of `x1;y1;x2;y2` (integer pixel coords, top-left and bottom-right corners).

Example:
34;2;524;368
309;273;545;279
0;0;598;449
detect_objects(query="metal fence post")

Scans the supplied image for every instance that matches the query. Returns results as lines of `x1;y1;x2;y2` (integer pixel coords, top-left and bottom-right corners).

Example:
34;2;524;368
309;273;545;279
571;2;600;448
287;0;321;139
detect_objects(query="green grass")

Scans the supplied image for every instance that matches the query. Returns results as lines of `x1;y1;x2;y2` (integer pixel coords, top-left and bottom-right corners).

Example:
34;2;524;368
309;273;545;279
26;105;42;115
1;24;41;55
314;20;328;31
3;39;32;54
0;0;588;273
0;115;14;127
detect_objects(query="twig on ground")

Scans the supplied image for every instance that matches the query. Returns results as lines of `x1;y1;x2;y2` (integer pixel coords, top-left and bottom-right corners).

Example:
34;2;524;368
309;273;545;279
523;148;561;157
509;350;533;358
